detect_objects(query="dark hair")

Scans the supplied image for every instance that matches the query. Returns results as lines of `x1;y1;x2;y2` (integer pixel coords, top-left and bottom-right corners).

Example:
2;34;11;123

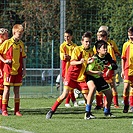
128;27;133;33
97;30;107;37
81;31;92;41
65;29;73;36
95;40;107;50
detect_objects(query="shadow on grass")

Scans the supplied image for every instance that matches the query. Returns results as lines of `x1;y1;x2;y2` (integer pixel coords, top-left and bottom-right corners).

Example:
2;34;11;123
7;106;133;120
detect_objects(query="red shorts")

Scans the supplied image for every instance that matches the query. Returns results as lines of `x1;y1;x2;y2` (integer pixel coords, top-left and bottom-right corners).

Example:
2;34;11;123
124;75;133;87
103;70;114;81
63;78;88;94
4;73;22;86
0;76;4;90
0;70;4;90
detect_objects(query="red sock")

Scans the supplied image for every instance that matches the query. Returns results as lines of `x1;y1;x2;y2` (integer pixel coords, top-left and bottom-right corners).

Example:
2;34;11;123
2;99;8;112
65;93;70;104
129;90;133;107
51;97;63;111
103;95;106;107
113;92;119;106
14;98;20;114
70;92;76;103
123;95;129;106
0;95;2;110
96;92;103;107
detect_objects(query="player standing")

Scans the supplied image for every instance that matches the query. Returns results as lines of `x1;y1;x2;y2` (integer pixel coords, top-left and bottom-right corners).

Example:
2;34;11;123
121;26;133;113
0;24;26;116
0;28;8;114
60;29;78;107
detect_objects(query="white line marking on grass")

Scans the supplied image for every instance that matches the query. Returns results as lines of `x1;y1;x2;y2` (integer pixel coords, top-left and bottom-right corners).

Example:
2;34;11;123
0;126;34;133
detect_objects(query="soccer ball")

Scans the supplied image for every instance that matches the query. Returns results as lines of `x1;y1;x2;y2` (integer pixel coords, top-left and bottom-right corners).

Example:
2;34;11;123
74;89;81;99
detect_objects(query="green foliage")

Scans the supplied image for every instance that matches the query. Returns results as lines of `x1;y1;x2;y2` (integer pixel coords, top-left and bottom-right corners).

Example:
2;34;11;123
0;0;133;68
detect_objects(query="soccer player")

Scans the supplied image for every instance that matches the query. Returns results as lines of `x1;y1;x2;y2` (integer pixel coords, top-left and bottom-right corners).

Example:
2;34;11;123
98;26;121;57
121;26;133;113
85;40;118;119
60;29;78;107
94;29;119;109
0;24;26;116
0;28;8;114
46;31;94;119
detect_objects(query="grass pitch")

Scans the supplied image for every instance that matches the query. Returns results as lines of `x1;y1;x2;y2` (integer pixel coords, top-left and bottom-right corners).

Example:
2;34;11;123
0;97;133;133
0;84;133;133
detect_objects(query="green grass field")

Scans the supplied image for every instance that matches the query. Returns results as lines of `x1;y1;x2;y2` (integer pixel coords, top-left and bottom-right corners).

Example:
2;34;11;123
0;84;133;133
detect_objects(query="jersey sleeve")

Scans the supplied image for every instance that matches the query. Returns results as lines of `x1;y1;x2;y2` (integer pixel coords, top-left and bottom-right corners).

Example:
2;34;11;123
110;40;121;56
106;53;118;70
0;40;8;54
121;42;127;60
60;43;65;60
21;42;26;58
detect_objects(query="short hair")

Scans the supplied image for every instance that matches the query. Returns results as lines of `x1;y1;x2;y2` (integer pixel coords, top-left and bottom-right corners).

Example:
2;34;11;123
12;24;24;34
94;40;107;50
128;27;133;33
98;26;109;35
97;30;108;37
0;28;8;35
98;26;108;32
81;31;92;41
65;29;73;36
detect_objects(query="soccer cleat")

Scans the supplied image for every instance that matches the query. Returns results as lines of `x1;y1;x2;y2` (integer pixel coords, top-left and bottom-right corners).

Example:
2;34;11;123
94;105;102;110
2;110;8;116
104;112;115;117
84;112;95;120
73;101;79;107
46;109;54;119
15;111;22;116
123;105;129;113
65;104;71;108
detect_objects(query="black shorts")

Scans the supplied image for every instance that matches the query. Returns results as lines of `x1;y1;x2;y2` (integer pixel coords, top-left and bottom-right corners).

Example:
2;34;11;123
86;75;109;92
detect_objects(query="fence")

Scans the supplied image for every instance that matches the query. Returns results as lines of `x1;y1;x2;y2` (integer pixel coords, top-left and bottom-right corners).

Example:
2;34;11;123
0;0;133;97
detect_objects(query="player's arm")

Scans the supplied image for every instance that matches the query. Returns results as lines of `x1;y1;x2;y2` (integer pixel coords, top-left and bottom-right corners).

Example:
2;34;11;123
22;58;26;77
107;53;118;70
60;45;70;61
121;58;125;78
0;54;11;64
70;58;85;65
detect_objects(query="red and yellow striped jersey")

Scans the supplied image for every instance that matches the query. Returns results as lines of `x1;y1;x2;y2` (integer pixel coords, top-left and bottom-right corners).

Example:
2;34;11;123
0;37;26;75
66;45;94;82
121;40;133;76
108;39;121;56
60;41;77;78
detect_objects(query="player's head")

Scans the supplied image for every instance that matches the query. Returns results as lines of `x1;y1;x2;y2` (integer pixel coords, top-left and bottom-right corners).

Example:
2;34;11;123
128;26;133;41
98;26;109;35
94;40;107;55
97;30;108;41
12;24;24;41
0;28;8;44
81;31;92;49
64;29;73;43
